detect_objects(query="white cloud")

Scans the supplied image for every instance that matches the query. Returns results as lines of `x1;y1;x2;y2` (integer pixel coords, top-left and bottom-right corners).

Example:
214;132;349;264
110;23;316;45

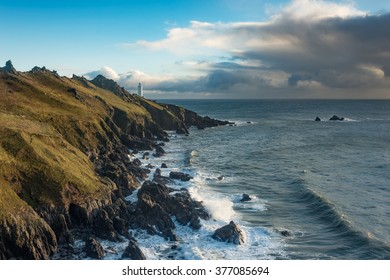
115;0;390;98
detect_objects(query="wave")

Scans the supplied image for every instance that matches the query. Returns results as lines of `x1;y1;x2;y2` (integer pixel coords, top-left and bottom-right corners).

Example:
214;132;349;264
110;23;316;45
290;178;390;259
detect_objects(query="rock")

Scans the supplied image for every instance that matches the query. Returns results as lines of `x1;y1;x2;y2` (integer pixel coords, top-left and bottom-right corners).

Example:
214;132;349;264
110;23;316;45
145;163;154;169
315;116;321;122
212;221;245;245
161;163;168;168
122;239;146;260
132;181;209;238
93;210;119;242
329;115;344;121
154;146;166;157
133;158;142;166
280;230;291;237
176;126;189;135
142;152;150;159
169;171;193;182
113;216;129;238
85;237;104;259
0;60;17;74
217;175;224;181
240;194;251;202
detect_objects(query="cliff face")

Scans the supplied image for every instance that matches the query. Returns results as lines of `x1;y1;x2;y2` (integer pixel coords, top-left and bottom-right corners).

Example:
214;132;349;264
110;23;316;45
0;61;227;259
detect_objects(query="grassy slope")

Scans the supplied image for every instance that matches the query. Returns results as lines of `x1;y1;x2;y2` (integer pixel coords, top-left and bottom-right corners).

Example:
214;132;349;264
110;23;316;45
0;70;160;226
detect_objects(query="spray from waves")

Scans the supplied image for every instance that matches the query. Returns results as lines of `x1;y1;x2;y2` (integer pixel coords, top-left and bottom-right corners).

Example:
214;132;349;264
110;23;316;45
290;177;390;259
121;138;287;260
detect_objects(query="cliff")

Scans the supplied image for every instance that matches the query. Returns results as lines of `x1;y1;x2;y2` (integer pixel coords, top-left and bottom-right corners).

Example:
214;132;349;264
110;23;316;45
0;61;229;259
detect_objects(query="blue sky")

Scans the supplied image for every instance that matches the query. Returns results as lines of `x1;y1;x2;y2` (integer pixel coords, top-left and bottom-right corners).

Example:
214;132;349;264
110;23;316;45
1;0;390;98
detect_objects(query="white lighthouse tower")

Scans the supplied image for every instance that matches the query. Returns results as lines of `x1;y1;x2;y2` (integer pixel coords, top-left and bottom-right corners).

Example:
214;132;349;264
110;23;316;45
137;82;143;97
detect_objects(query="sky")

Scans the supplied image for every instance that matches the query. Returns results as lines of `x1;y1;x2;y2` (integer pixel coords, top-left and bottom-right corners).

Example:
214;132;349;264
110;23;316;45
1;0;390;99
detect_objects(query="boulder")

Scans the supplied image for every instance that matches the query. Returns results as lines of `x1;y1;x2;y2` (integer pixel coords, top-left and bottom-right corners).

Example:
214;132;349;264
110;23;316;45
154;146;166;157
329;115;344;121
240;194;251;202
161;163;168;168
85;237;104;259
212;221;245;245
169;171;193;182
121;239;146;260
315;116;321;122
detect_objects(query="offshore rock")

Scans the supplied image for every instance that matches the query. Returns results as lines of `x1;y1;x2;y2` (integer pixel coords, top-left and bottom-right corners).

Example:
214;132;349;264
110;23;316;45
240;194;252;202
329;115;344;121
212;221;245;245
315;116;321;121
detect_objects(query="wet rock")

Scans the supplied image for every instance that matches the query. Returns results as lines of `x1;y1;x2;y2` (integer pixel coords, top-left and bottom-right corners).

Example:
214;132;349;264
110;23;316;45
212;221;245;245
176;126;189;135
329;115;344;121
132;181;209;238
240;194;251;202
153;146;166;157
161;163;168;168
122;239;146;260
315;116;321;121
85;237;104;259
145;163;154;169
142;152;150;159
280;230;291;237
133;158;142;166
217;175;224;181
169;171;193;182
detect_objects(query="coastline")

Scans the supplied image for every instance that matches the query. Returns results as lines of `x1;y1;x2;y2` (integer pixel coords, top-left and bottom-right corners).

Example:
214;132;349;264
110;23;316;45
0;62;233;260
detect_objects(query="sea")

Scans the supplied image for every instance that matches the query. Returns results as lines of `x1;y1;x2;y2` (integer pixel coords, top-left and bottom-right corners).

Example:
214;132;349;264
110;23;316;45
100;99;390;260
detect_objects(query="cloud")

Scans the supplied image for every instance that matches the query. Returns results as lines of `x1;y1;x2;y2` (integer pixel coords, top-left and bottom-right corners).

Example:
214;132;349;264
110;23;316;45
120;0;390;98
84;66;120;81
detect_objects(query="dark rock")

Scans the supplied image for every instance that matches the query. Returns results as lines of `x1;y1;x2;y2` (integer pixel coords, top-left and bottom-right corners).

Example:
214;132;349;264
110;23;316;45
132;181;209;238
153;146;166;157
217;175;224;181
142;152;150;159
247;121;252;124
161;163;168;168
69;203;89;225
133;158;142;166
145;163;154;169
329;115;344;121
0;60;17;74
169;171;193;182
280;230;291;237
93;210;119;241
113;216;129;238
315;116;321;122
85;237;104;259
176;126;189;135
212;221;245;245
122;239;146;260
240;194;251;202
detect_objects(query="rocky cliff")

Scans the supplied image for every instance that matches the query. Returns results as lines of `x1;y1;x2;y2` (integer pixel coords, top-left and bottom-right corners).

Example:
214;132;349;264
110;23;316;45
0;61;229;259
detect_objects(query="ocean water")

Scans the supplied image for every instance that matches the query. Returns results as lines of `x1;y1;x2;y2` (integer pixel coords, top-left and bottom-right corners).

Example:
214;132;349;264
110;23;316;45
104;100;390;260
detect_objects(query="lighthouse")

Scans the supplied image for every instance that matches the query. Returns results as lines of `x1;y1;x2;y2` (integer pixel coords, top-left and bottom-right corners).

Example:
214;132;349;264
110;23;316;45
137;82;143;97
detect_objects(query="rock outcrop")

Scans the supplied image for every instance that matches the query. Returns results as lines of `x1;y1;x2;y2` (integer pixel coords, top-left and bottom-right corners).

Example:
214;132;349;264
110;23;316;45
131;181;209;239
329;115;344;121
212;221;245;245
122;239;146;260
0;60;17;74
85;237;105;259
